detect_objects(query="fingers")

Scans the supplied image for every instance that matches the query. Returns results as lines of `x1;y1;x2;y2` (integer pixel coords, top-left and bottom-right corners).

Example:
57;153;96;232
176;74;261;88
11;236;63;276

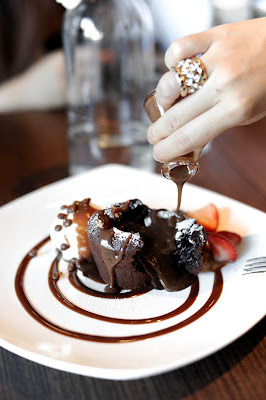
152;104;230;163
156;71;180;109
149;28;227;163
165;30;213;69
148;79;215;145
156;47;214;110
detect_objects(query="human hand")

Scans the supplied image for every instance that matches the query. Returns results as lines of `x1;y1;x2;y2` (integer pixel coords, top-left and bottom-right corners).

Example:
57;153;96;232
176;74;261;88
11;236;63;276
148;18;266;163
0;50;66;113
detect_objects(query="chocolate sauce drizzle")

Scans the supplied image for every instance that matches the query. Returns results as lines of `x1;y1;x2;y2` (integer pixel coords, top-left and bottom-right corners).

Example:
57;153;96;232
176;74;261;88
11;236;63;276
50;253;199;324
15;237;223;343
68;268;152;300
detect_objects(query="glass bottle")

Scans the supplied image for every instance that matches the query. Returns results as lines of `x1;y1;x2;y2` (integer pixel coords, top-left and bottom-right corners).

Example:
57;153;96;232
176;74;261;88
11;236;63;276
63;0;155;174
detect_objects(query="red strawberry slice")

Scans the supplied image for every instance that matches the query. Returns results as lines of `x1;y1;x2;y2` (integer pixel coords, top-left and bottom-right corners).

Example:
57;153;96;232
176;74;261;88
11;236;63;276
186;203;219;232
207;232;237;262
217;231;242;246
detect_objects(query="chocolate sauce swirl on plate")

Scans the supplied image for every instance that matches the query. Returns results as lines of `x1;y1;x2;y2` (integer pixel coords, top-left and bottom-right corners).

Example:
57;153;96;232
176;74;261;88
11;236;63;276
15;237;223;343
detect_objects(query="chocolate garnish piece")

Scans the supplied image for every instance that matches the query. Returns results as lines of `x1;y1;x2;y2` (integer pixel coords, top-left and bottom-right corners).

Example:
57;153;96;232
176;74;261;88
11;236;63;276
68;205;77;213
58;213;67;220
61;243;70;251
63;219;72;227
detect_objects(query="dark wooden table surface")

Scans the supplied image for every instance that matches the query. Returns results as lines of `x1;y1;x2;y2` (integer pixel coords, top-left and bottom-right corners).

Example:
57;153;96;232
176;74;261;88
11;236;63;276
0;111;265;400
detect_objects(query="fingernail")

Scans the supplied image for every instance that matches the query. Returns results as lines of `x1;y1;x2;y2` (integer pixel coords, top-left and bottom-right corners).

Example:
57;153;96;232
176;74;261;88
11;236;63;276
156;72;179;107
147;124;154;144
153;151;159;162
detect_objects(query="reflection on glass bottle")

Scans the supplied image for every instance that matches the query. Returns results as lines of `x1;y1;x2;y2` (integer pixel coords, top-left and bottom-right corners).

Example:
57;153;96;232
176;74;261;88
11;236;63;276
63;0;155;174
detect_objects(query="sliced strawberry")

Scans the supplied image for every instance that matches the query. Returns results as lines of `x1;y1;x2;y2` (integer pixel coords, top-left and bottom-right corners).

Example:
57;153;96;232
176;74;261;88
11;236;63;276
216;231;242;246
186;203;219;232
207;232;237;262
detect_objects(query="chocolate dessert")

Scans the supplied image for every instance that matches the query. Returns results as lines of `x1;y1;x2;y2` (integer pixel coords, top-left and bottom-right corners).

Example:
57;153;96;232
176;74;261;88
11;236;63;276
87;199;207;292
50;198;99;263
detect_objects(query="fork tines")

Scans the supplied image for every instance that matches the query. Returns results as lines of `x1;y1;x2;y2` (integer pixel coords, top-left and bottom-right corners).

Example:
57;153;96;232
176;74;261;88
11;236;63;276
243;257;266;275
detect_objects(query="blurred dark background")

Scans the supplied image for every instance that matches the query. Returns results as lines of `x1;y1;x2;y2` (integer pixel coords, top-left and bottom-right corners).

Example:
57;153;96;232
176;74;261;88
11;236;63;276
1;0;265;86
0;0;265;208
0;0;64;84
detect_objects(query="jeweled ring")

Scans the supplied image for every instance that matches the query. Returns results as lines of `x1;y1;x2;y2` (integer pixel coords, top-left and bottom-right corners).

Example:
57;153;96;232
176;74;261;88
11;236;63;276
170;56;208;97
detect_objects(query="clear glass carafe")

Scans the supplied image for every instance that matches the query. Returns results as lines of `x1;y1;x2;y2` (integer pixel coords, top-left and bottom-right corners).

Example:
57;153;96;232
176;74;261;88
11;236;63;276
63;0;155;174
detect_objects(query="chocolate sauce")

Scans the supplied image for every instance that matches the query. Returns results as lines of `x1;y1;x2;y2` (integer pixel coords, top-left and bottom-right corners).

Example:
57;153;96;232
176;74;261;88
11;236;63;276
99;229;133;288
72;200;98;259
137;210;194;291
161;161;199;212
63;219;72;227
28;249;37;258
57;213;67;220
57;199;99;260
203;248;227;271
69;268;152;299
51;253;191;322
15;237;223;343
144;90;200;212
169;165;191;212
91;201;204;292
73;258;103;284
60;243;70;251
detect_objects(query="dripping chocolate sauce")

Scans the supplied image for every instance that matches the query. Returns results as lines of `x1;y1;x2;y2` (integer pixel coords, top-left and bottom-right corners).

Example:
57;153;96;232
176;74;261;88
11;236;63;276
168;164;198;213
15;237;223;343
144;91;199;213
49;253;199;324
68;267;152;300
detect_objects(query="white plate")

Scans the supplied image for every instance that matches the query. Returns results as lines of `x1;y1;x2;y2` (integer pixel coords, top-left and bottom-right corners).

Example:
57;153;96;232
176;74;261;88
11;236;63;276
0;164;265;380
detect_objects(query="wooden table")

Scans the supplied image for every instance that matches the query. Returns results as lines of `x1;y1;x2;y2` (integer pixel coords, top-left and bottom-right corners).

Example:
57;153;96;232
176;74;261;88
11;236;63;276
0;111;265;400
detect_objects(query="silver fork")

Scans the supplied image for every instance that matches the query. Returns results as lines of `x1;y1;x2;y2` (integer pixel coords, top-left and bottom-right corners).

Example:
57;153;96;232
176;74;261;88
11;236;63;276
243;257;266;275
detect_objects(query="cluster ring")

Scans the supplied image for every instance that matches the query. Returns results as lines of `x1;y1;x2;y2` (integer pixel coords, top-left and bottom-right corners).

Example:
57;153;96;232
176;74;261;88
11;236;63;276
170;56;208;97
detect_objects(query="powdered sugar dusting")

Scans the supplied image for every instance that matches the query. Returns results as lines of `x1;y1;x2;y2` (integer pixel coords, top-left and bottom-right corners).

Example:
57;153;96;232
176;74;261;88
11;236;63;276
175;218;205;245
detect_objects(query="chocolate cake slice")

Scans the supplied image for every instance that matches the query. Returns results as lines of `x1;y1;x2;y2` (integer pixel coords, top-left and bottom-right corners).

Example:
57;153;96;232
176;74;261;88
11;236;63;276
87;199;207;291
87;201;150;290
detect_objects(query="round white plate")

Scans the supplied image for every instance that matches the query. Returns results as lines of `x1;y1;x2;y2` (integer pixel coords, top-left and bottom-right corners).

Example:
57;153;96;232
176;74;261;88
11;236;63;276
0;164;265;380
